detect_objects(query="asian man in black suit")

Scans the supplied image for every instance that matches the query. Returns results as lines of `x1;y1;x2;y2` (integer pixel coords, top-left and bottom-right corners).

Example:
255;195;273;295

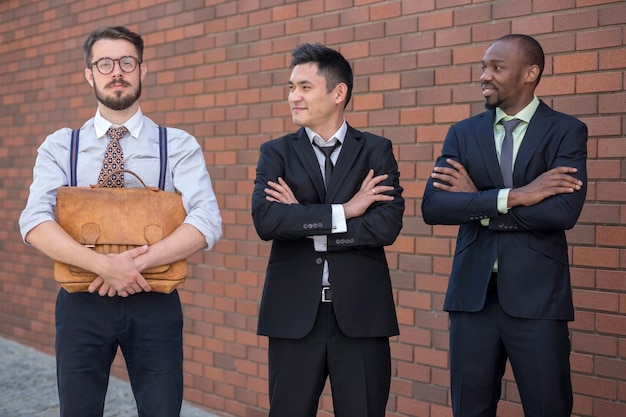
422;34;587;417
252;43;404;417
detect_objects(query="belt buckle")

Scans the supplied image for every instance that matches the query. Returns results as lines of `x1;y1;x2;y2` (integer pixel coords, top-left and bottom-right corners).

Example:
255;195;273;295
321;286;331;303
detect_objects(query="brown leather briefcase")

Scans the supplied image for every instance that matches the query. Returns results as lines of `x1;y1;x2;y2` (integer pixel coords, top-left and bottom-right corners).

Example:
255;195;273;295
54;169;187;294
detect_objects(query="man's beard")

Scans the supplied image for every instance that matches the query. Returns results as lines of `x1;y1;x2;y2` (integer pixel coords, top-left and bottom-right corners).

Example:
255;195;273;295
484;99;497;110
94;80;141;111
483;94;502;110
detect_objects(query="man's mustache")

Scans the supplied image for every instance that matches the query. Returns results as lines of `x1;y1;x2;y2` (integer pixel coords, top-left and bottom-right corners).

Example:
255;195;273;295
106;80;131;88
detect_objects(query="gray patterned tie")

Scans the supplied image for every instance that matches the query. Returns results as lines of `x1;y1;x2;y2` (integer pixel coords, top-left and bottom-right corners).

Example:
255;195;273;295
500;119;521;188
98;126;128;187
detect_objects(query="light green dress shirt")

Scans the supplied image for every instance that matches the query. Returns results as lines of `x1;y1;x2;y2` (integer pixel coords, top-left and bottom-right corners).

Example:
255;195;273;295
484;95;541;221
483;96;540;272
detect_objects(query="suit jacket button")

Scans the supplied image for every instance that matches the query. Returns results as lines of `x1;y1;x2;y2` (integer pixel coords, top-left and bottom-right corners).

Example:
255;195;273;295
316;258;323;265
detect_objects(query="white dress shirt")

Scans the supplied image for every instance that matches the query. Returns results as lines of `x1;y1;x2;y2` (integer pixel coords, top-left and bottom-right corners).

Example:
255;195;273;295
305;121;349;286
19;108;222;250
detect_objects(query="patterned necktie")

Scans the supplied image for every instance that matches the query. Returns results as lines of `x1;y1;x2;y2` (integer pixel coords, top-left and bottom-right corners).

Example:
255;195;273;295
500;119;521;188
98;126;128;187
313;141;341;188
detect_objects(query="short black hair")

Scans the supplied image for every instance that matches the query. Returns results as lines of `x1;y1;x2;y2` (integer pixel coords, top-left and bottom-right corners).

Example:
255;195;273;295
497;34;545;85
83;26;144;68
290;43;353;108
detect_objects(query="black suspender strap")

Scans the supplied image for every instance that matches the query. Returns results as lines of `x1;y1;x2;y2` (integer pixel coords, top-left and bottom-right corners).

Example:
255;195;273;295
69;126;167;190
158;126;167;191
69;129;80;186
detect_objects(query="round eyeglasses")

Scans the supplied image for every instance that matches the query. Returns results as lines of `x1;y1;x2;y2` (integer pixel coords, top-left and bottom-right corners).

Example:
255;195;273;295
90;56;141;75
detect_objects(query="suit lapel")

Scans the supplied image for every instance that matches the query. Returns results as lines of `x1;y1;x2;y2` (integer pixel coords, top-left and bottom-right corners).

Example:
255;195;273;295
473;112;504;187
326;126;363;202
292;128;326;201
513;101;553;185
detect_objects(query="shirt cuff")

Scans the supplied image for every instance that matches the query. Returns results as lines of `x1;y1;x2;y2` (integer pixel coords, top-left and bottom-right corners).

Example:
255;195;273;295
313;205;347;251
331;204;347;233
481;189;511;227
313;235;327;252
498;188;510;213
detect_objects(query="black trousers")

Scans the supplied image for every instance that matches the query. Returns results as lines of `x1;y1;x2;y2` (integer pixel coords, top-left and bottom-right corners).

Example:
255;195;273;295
268;302;391;417
55;289;183;417
449;289;573;417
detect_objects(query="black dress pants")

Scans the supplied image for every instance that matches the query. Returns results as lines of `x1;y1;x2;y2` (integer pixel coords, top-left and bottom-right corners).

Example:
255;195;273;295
55;289;184;417
268;302;391;417
449;289;573;417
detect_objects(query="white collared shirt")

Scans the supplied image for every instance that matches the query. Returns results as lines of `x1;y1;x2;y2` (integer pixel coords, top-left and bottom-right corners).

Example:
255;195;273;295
19;108;222;250
304;122;349;285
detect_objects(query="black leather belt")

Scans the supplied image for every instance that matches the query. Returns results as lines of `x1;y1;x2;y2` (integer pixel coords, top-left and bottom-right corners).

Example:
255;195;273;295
488;272;498;290
321;286;332;302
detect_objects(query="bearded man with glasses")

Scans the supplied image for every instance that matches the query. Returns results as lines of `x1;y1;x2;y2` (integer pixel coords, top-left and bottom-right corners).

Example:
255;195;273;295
19;26;222;417
90;55;143;110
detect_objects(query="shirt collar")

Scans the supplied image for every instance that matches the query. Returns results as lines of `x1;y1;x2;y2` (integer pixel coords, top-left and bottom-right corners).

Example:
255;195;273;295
305;120;348;147
495;95;540;126
94;107;144;139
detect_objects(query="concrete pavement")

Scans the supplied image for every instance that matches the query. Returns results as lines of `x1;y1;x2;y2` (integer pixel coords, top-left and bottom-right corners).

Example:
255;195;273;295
0;336;219;417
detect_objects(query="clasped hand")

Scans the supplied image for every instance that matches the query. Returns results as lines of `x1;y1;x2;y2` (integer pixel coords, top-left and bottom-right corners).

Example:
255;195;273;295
88;245;152;297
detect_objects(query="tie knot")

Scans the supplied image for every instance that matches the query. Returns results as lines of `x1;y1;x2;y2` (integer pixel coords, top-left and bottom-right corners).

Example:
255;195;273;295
501;118;522;133
313;141;341;158
107;126;128;141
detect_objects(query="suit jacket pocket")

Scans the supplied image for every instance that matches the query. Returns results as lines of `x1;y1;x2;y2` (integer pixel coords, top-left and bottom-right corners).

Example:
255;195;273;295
454;224;480;255
528;233;569;265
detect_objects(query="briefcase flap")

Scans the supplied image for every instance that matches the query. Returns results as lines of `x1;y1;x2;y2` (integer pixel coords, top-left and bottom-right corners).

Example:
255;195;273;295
55;186;186;246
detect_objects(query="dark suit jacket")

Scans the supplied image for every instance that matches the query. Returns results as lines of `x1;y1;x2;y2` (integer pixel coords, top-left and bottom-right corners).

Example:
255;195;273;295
421;101;587;321
252;125;404;339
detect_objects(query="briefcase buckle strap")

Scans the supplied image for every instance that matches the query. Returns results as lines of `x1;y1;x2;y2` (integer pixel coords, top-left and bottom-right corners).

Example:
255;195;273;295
321;286;332;303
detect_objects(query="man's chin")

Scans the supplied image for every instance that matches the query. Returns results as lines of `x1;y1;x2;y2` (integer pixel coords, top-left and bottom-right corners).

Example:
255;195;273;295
97;93;139;111
94;83;141;112
484;98;497;110
291;116;306;127
103;101;135;111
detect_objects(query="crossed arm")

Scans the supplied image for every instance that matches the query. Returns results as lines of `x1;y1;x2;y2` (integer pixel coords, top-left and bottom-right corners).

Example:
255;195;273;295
430;158;582;208
264;169;394;219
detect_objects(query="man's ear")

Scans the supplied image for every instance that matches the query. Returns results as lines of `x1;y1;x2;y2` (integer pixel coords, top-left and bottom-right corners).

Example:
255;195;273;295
526;64;540;85
139;62;147;82
334;82;348;106
85;68;94;87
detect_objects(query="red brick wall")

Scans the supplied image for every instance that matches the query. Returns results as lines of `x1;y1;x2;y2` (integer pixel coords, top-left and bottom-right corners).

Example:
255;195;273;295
1;1;625;416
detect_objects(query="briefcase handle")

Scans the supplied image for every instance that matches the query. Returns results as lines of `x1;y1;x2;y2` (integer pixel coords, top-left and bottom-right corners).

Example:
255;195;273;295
91;169;159;191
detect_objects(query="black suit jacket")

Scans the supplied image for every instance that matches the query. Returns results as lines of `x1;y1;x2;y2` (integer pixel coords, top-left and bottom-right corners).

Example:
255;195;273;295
252;125;404;339
422;101;587;321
